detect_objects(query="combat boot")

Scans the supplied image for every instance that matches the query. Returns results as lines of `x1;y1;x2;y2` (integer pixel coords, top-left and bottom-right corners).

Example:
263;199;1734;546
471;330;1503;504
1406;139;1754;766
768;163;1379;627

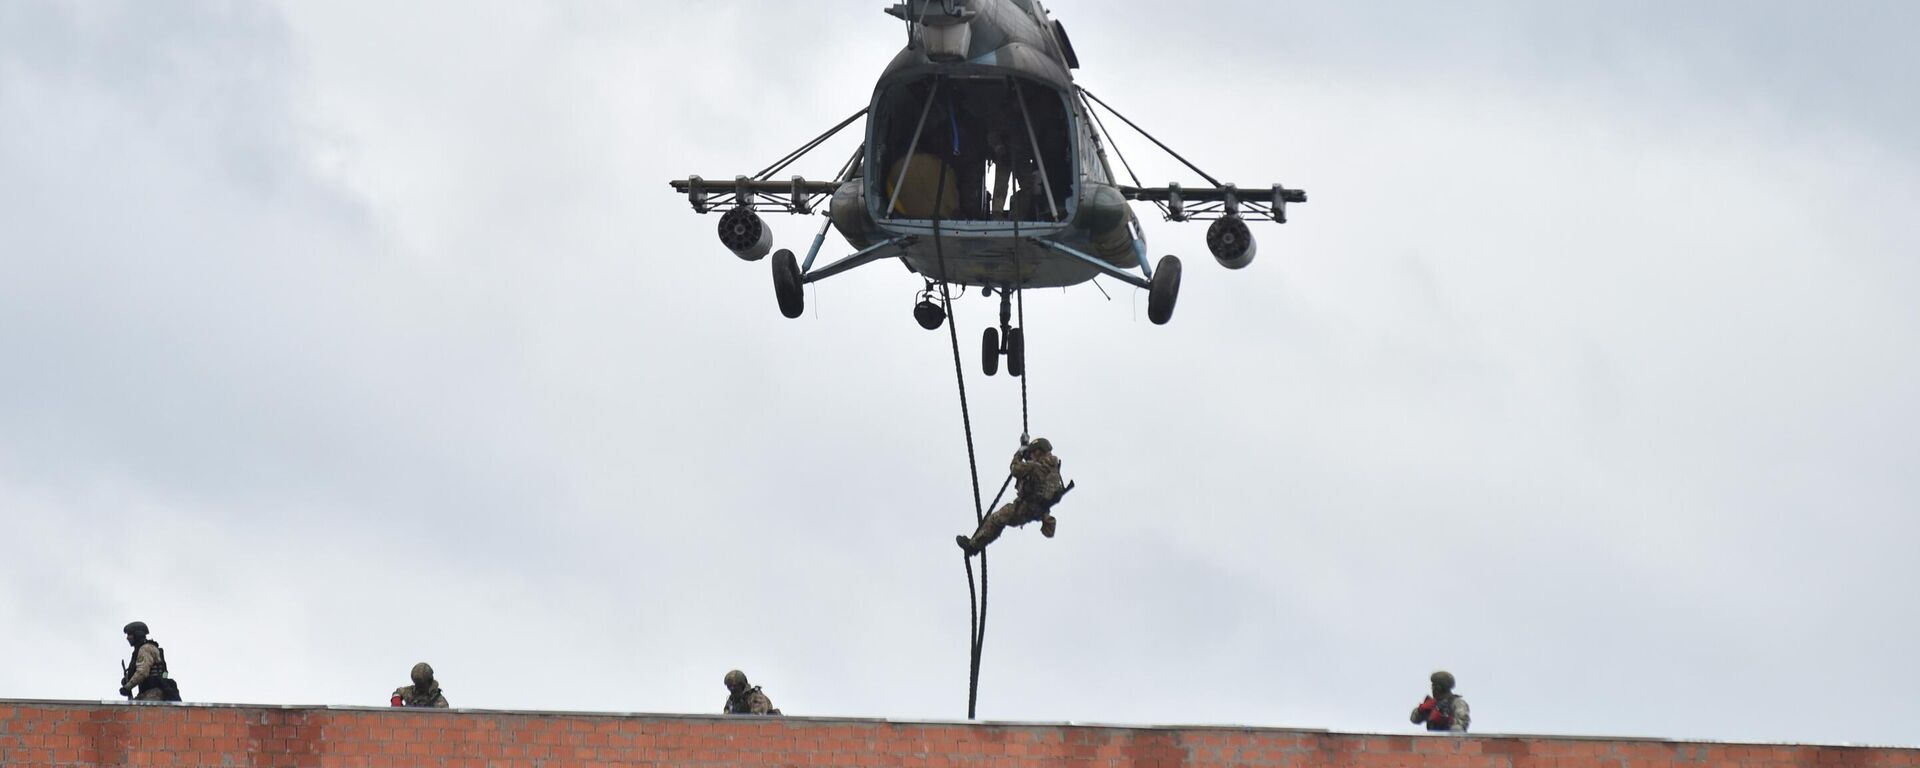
955;535;979;555
1040;516;1057;538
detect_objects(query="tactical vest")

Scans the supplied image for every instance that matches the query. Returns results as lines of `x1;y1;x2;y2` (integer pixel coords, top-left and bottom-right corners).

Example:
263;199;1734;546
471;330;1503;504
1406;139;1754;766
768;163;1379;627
725;687;782;716
1015;455;1065;505
402;685;442;707
126;641;180;700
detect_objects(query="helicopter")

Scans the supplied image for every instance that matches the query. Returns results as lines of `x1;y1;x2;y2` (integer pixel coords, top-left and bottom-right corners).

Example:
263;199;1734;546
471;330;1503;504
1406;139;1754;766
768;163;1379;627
670;0;1307;377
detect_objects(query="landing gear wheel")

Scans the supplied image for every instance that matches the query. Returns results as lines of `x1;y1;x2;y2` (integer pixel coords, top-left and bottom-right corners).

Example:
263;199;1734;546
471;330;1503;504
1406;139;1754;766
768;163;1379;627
981;327;1000;376
1147;255;1182;325
1005;328;1025;377
772;249;804;319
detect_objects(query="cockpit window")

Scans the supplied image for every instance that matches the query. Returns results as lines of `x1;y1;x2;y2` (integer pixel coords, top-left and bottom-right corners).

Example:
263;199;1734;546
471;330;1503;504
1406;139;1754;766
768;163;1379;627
873;76;1074;222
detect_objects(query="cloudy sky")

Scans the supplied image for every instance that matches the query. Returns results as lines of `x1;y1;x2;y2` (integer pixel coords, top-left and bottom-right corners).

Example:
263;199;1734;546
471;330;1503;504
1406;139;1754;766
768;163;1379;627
3;0;1917;747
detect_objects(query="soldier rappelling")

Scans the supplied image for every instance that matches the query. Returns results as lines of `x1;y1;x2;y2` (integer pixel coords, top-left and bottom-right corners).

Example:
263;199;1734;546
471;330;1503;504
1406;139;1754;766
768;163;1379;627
956;437;1073;555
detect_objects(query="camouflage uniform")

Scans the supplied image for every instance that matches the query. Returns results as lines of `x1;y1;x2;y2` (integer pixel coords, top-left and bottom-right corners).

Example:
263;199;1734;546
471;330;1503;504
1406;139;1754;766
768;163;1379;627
392;683;449;708
392;662;450;708
722;670;780;715
121;642;169;702
1410;671;1470;732
958;440;1065;554
724;687;777;715
1411;694;1470;732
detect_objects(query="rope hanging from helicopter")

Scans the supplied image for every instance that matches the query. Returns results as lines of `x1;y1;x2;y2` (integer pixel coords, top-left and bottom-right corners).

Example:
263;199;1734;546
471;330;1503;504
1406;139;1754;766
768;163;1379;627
903;73;1046;720
958;211;1031;722
923;155;994;721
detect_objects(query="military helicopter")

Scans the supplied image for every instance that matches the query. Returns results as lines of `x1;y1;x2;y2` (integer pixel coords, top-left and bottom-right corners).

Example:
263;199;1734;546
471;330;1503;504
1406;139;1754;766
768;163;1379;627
670;0;1306;377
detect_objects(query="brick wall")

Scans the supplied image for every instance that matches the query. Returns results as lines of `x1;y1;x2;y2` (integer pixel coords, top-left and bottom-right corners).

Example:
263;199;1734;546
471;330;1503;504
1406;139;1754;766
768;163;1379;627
0;700;1912;768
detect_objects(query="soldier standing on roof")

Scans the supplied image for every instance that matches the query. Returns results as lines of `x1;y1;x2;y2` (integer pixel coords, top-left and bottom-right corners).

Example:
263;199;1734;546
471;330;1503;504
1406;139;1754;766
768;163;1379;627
1410;670;1470;732
722;670;780;715
956;437;1070;555
118;621;180;702
391;662;449;707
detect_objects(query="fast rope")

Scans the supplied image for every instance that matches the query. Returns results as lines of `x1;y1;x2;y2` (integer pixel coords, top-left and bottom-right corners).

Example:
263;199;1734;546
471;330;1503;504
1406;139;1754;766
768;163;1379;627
1015;217;1029;440
921;144;991;720
957;190;1037;721
917;76;1038;718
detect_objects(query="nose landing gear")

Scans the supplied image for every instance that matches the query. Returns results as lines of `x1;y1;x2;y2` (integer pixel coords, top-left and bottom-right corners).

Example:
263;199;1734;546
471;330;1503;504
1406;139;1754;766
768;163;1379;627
980;287;1025;377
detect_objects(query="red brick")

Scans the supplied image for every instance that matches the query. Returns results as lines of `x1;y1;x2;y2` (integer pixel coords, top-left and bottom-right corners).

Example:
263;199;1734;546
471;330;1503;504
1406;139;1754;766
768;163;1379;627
5;703;1918;768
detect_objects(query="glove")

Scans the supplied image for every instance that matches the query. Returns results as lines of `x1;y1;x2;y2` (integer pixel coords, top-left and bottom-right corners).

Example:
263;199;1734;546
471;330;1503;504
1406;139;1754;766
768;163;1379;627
1412;696;1436;722
390;695;404;707
119;686;132;697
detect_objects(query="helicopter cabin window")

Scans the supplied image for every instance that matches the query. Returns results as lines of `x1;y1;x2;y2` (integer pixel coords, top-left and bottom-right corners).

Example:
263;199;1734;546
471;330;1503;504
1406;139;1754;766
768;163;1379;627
874;76;1073;222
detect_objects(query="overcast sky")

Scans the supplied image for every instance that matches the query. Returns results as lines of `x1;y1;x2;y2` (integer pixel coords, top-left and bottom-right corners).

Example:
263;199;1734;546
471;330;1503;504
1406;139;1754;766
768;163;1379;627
3;0;1917;747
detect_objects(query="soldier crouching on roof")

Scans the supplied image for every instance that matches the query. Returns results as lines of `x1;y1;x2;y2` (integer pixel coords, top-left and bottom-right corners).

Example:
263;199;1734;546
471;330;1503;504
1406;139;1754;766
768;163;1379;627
722;670;781;715
118;621;181;702
391;662;449;707
956;437;1068;555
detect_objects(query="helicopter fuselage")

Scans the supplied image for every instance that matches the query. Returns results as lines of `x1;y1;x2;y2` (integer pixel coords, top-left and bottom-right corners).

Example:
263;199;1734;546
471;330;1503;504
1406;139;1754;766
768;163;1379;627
827;0;1144;289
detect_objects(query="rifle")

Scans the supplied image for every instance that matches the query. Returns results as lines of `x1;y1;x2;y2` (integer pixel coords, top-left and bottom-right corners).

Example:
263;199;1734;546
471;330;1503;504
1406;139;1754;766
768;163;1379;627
118;660;132;702
1050;480;1075;505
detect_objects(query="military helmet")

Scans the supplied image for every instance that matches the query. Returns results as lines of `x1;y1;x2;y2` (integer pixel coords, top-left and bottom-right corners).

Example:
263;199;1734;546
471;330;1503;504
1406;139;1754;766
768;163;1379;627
411;662;434;686
123;621;149;636
1027;437;1052;453
1430;670;1455;689
723;669;748;692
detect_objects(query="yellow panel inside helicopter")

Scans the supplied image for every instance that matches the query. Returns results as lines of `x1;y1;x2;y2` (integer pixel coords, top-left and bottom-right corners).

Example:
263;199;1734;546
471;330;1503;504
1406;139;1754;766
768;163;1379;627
885;152;963;219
